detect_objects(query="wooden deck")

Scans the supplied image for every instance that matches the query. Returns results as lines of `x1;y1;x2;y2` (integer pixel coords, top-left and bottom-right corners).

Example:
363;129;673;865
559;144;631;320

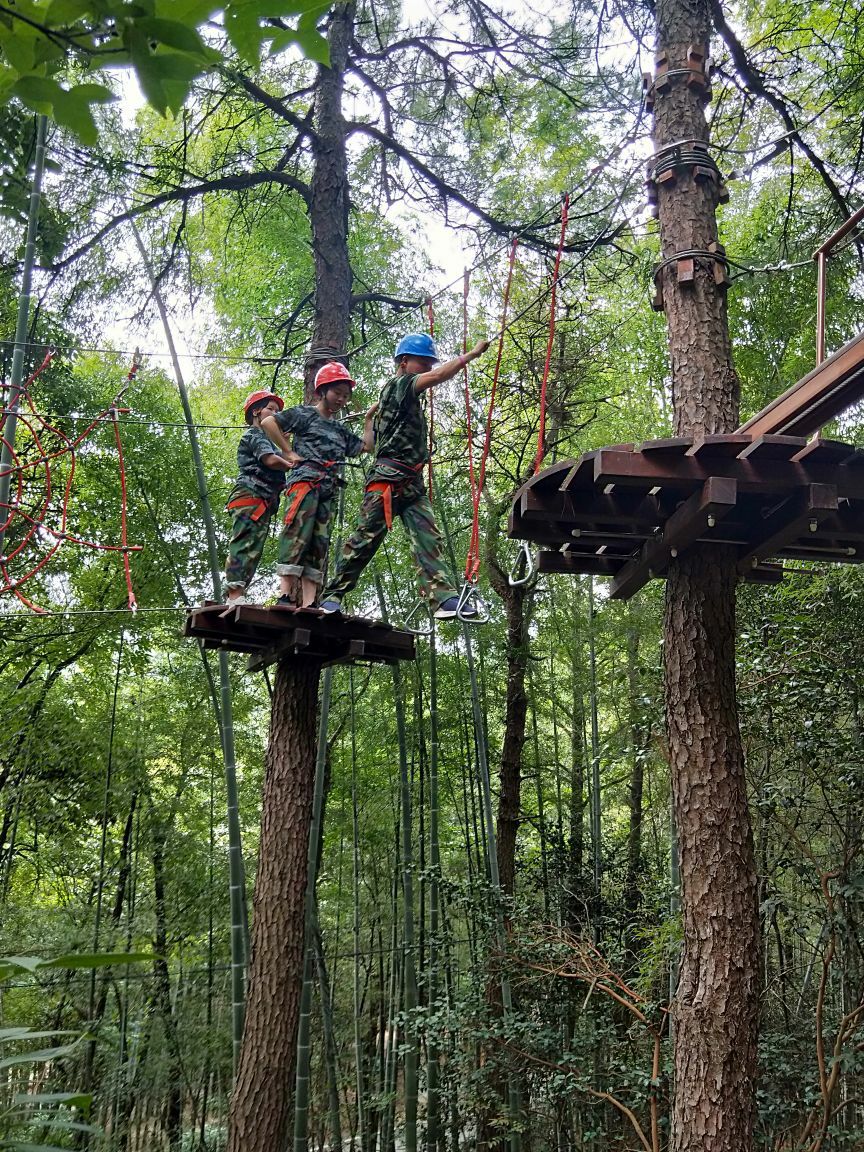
508;435;864;599
185;602;416;670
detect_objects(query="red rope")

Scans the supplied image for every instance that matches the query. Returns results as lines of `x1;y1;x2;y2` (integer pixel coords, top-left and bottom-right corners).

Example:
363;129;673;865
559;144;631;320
111;358;141;611
0;350;142;613
461;268;481;582
533;195;569;474
465;237;519;583
426;295;435;501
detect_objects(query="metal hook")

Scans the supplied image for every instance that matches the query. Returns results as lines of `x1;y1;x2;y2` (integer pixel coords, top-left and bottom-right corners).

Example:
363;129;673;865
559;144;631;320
402;597;434;637
456;581;489;624
508;541;535;587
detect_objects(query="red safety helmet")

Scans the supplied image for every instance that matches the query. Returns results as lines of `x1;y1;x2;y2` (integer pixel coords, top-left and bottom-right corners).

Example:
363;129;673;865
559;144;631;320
243;390;284;424
314;362;355;393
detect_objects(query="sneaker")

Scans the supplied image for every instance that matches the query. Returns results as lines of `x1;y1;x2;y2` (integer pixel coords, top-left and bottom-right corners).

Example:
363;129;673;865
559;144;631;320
226;592;248;606
433;596;460;619
275;595;296;608
434;595;481;621
320;599;342;614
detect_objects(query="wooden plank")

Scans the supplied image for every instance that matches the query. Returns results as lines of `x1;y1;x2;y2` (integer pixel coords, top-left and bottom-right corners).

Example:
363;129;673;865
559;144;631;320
737;483;838;573
687;434;754;459
738;330;864;438
637;437;694;454
593;448;864;500
790;438;859;466
742;564;785;585
558;452;600;492
518;487;576;523
536;552;624;575
610;477;738;600
737;434;808;462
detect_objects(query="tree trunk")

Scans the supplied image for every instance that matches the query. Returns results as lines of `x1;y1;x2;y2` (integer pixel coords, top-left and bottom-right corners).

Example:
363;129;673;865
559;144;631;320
305;1;355;396
227;661;320;1152
653;0;760;1148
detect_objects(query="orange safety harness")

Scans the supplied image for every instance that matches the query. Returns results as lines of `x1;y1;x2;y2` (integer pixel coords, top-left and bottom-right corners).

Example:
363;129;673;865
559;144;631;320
282;460;341;525
366;458;424;530
226;493;278;522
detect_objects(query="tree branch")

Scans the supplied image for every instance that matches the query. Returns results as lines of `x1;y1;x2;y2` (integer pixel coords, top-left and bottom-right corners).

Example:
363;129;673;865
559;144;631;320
710;0;851;220
46;170;311;272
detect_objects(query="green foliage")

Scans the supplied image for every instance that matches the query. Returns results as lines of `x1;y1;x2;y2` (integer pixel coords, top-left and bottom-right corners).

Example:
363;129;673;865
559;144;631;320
0;0;330;140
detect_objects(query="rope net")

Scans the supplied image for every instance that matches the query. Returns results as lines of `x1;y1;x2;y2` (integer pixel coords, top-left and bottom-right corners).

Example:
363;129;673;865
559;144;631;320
0;353;142;614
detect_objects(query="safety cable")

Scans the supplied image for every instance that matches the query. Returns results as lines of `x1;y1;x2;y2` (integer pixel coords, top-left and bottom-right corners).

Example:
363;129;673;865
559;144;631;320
460;269;479;584
464;236;519;584
533;195;570;475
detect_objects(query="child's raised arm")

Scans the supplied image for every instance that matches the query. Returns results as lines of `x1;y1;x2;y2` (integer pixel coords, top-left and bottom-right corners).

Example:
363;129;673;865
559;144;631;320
413;339;491;394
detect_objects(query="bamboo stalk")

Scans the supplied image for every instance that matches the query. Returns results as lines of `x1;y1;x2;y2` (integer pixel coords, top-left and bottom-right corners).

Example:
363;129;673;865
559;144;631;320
130;222;249;1069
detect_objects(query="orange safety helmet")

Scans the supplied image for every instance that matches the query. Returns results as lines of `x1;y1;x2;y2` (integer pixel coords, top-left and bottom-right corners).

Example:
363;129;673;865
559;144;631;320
314;362;355;393
243;390;284;424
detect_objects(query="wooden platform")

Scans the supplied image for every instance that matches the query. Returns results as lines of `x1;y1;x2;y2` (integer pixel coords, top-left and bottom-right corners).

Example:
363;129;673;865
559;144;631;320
508;435;864;599
185;603;416;670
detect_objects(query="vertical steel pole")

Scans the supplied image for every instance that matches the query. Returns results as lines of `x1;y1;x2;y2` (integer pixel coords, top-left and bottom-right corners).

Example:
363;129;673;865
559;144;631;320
0;115;48;561
130;221;249;1068
815;251;826;366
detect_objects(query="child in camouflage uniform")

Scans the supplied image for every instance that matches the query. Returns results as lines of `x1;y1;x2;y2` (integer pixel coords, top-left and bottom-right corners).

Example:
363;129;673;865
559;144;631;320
224;391;296;605
261;362;376;608
321;333;490;620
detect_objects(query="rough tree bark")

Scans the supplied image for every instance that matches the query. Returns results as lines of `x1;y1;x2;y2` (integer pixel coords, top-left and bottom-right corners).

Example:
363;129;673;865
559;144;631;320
304;1;355;398
653;0;761;1149
227;663;320;1152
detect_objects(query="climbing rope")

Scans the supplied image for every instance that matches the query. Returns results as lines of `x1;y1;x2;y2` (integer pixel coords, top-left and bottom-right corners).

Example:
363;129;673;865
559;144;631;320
534;195;569;475
0;350;143;614
464;237;519;584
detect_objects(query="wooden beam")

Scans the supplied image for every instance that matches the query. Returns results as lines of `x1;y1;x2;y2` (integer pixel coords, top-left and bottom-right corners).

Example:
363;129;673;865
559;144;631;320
593;447;864;500
610;476;738;599
536;552;624;576
518;487;576;522
742;564;785;585
737;483;838;574
738;330;864;438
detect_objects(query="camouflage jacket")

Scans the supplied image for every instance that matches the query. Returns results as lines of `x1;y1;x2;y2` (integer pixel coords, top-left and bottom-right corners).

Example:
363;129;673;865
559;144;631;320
232;425;286;500
369;374;428;483
274;404;364;492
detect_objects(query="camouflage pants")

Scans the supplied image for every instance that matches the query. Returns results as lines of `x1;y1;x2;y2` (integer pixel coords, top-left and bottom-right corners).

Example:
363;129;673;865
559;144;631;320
324;476;455;607
224;489;279;590
276;482;334;586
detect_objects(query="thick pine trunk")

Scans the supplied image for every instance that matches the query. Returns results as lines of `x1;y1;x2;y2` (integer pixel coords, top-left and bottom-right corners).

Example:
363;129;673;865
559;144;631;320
305;2;355;397
653;1;760;1148
227;662;320;1152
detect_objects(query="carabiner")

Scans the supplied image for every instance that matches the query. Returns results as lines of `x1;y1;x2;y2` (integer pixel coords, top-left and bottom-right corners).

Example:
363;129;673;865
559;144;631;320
456;581;489;624
508;541;535;587
402;597;434;637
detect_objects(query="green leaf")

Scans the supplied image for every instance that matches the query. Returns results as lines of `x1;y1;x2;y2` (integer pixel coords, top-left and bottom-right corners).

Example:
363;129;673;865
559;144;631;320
290;21;329;66
12;1091;92;1110
224;3;267;64
134;17;209;57
2;1144;84;1152
40;951;155;970
43;0;93;23
0;1039;82;1073
0;1029;78;1043
0;955;48;974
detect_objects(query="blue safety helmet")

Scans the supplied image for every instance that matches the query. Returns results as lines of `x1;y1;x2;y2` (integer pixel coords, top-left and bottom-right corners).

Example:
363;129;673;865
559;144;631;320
394;333;439;363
